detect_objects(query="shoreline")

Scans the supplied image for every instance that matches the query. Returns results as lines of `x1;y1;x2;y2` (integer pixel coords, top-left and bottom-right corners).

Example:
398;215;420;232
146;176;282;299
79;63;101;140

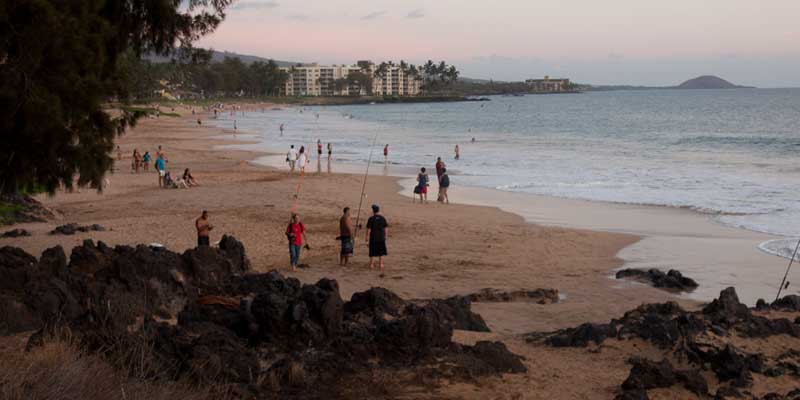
1;104;695;333
218;119;789;306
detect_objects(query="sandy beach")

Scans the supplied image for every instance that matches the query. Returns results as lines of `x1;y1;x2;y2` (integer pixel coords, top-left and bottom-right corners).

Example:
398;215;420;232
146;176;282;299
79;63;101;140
3;106;799;399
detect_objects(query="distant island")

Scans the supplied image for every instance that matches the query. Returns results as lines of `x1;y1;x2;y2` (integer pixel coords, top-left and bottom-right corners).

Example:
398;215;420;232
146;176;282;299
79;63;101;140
584;75;755;91
675;75;754;89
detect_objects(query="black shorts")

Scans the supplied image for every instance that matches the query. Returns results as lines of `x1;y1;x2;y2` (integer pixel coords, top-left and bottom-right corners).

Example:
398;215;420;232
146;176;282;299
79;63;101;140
368;241;387;257
197;236;210;247
340;237;353;256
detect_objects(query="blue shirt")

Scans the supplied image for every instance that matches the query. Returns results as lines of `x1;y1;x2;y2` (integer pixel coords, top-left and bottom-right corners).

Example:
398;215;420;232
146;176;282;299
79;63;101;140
155;157;165;171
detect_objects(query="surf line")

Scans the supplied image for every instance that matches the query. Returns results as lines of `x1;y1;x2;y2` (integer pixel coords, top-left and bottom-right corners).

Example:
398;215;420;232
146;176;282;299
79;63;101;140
353;132;380;244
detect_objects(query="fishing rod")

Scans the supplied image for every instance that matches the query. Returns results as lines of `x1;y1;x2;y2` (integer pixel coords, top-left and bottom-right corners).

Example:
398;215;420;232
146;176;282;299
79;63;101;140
775;237;800;301
353;132;380;242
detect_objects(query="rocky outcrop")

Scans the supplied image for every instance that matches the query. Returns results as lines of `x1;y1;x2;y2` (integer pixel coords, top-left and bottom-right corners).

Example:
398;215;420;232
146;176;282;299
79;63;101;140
50;223;107;235
617;357;708;398
0;239;525;397
530;287;800;399
615;268;698;292
467;287;559;304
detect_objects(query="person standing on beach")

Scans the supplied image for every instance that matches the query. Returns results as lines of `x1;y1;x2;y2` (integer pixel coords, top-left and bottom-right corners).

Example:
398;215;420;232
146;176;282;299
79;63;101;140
439;168;450;204
327;142;333;161
339;207;354;266
436;158;447;202
435;157;446;182
317;139;323;160
156;145;168;164
383;144;389;163
365;204;388;270
414;167;429;204
286;213;308;271
454;144;460;160
287;145;298;173
142;151;151;172
234;120;237;130
155;154;166;187
280;123;284;136
195;210;213;247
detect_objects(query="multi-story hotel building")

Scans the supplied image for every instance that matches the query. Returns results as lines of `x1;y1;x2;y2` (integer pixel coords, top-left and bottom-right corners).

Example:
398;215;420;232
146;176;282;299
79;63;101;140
280;61;422;97
524;76;572;92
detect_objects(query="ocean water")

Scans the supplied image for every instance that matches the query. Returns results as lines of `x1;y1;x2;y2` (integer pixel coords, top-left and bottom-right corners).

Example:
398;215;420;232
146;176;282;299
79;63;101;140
211;89;800;259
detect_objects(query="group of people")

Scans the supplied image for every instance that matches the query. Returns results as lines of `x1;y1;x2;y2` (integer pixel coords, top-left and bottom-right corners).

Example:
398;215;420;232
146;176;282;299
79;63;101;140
124;147;152;173
285;139;333;174
414;157;450;204
194;204;390;272
117;145;200;189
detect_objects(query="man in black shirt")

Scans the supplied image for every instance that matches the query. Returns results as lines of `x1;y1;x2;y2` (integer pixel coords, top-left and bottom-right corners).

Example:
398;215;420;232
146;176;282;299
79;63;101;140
365;204;388;270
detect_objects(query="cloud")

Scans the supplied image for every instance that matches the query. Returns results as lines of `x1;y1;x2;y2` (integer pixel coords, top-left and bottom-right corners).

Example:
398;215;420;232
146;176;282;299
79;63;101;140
287;14;309;21
405;8;424;19
231;1;279;11
361;11;385;20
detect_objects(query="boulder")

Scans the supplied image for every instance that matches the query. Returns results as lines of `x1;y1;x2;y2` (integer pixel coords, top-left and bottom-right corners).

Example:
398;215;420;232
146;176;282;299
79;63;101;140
546;323;614;347
466;288;559;304
423;296;490;332
615;268;698;291
2;228;31;238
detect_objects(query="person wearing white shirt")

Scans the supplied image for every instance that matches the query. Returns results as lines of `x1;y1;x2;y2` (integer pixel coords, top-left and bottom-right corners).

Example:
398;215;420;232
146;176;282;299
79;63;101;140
287;145;298;173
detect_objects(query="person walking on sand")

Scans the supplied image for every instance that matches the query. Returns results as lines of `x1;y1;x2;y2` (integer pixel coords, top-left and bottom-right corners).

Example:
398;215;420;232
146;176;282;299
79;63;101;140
366;204;388;270
195;210;213;247
286;213;309;271
287;145;298;173
298;146;307;173
414;167;429;204
339;207;354;266
155;154;166;187
317;139;323;160
454;144;460;160
383;144;389;163
439;168;450;204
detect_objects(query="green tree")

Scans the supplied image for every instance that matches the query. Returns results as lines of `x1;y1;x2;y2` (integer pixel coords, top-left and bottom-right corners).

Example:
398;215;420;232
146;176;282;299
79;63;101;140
0;0;232;194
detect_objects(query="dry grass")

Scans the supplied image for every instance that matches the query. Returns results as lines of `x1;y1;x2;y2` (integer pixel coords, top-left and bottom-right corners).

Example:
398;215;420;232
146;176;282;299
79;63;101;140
0;335;231;400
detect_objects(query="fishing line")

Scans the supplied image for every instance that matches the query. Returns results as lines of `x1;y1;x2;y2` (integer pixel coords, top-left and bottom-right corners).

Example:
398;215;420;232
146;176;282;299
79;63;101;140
353;132;380;242
775;237;800;301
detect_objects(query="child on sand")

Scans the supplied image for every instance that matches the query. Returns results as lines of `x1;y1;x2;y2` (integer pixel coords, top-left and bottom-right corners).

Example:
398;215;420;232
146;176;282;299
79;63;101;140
414;167;429;204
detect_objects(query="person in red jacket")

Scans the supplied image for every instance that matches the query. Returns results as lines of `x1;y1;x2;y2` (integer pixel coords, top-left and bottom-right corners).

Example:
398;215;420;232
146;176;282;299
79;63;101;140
286;213;309;271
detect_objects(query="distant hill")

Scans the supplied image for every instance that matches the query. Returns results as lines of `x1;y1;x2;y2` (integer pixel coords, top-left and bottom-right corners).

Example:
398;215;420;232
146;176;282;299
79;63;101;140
145;49;300;67
675;75;753;89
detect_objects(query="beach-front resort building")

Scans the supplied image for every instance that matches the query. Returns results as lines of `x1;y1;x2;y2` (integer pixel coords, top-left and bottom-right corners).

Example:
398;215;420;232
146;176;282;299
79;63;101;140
280;61;422;97
525;76;572;92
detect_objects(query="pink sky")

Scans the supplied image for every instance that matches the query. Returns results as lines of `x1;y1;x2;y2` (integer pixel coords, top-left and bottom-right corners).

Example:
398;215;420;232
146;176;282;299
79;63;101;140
197;0;800;86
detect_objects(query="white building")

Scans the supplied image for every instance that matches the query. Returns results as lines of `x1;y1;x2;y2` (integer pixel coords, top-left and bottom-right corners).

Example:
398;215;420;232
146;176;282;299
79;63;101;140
280;61;422;97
